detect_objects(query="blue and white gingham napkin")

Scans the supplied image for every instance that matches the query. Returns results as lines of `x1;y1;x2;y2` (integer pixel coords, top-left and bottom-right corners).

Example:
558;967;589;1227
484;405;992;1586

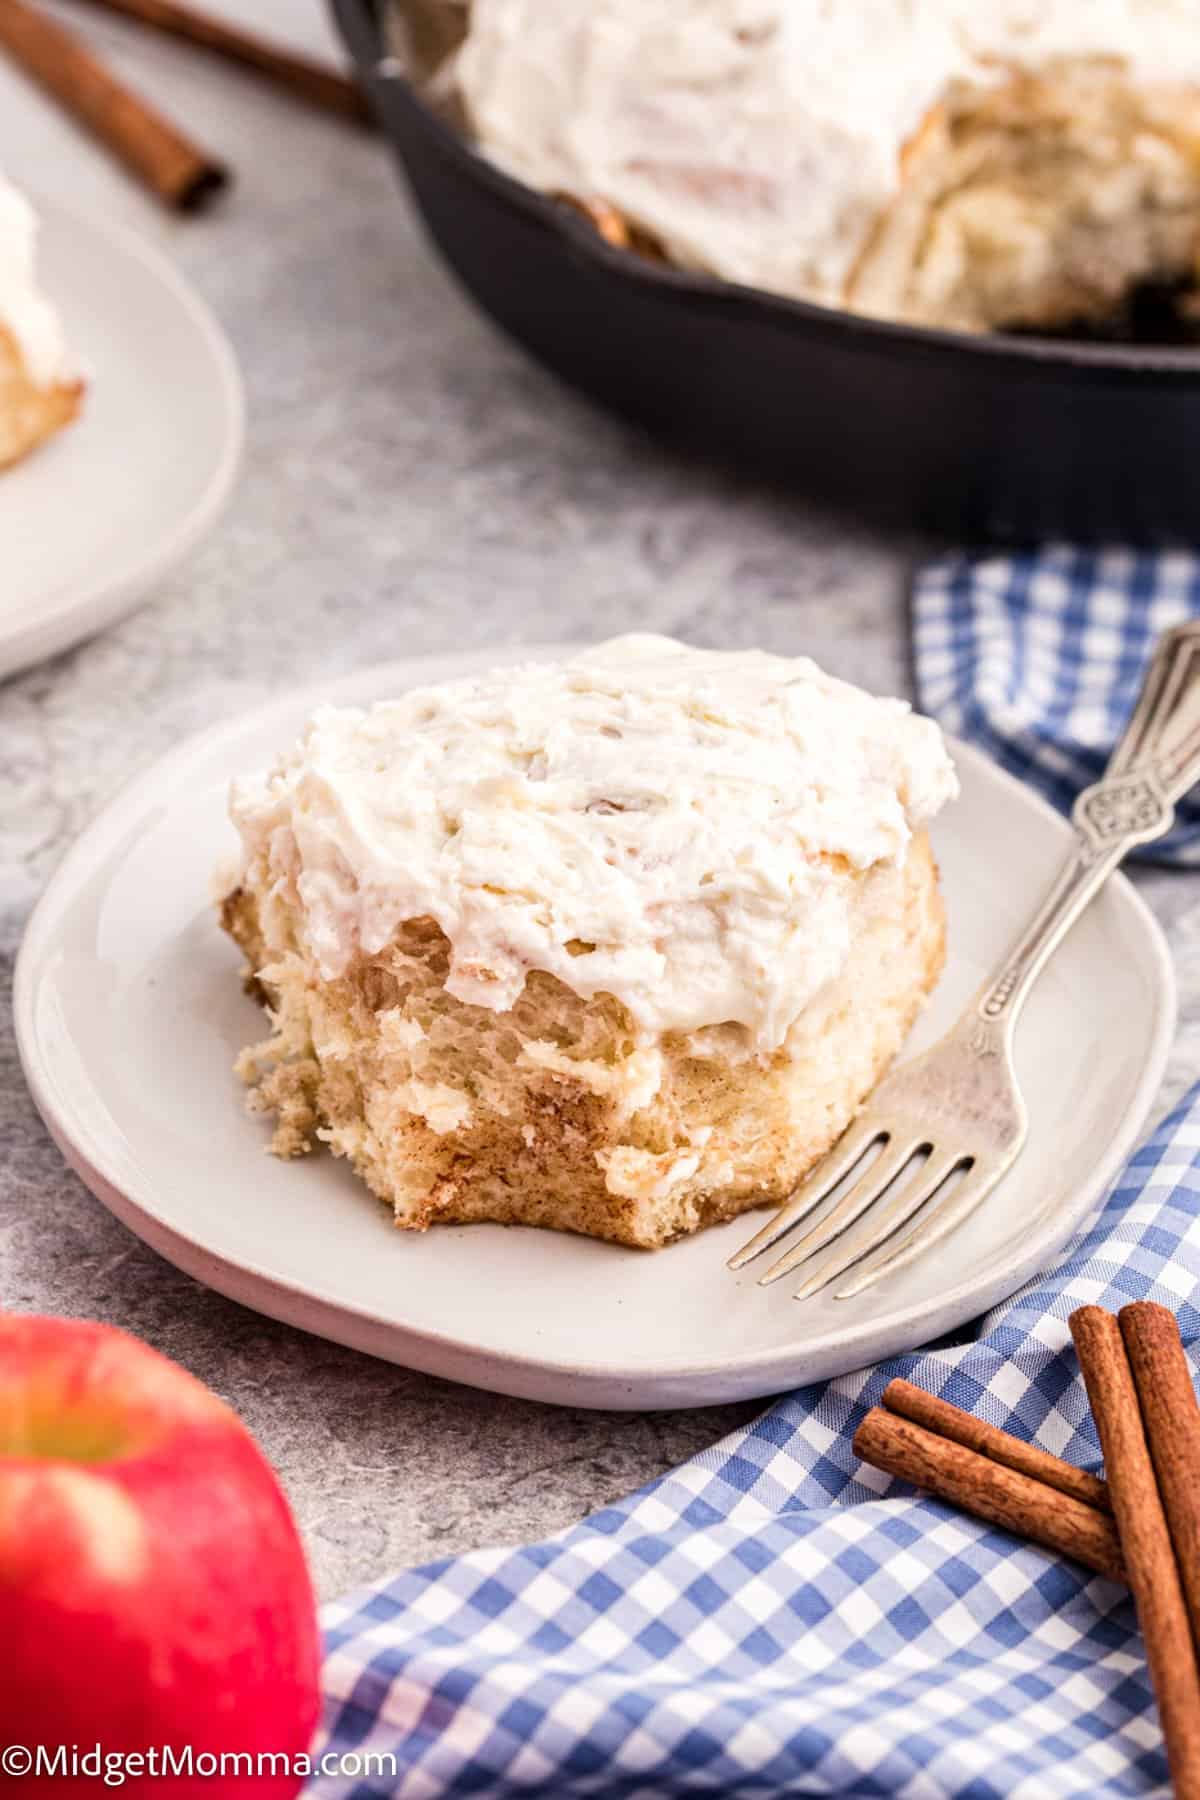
312;553;1200;1798
316;1096;1200;1798
914;547;1200;862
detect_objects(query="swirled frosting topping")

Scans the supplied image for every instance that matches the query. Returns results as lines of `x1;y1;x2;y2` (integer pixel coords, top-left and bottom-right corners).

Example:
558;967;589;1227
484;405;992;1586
229;635;957;1050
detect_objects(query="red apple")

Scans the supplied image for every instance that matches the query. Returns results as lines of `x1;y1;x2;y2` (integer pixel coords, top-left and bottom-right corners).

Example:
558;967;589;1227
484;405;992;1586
0;1315;321;1796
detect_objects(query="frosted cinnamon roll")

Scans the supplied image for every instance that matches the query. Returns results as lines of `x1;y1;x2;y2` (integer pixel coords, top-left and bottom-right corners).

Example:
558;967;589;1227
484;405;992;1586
219;636;957;1248
449;1;1200;335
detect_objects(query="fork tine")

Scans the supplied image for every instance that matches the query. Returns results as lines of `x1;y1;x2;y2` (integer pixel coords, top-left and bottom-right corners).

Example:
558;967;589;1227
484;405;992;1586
726;1117;886;1272
788;1149;970;1301
832;1160;1008;1300
759;1137;932;1288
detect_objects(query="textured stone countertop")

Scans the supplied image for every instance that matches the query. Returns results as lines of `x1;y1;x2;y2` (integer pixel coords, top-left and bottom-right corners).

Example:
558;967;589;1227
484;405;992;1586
3;3;1200;1605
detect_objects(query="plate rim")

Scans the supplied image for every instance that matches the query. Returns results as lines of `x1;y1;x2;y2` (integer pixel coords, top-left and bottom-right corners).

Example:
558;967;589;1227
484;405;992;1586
14;645;1177;1405
1;196;245;681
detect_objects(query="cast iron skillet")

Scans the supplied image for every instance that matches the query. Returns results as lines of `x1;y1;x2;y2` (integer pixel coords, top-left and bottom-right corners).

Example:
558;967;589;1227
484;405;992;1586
332;0;1200;542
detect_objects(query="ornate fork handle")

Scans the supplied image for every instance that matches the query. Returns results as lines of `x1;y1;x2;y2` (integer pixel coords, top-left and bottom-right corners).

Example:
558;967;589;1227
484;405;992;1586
977;622;1200;1039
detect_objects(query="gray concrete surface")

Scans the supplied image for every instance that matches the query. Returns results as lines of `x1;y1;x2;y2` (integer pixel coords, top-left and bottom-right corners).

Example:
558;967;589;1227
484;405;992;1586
3;3;1198;1603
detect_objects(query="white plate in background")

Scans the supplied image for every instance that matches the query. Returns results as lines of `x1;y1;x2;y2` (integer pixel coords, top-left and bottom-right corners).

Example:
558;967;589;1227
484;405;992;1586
15;646;1175;1407
0;199;243;681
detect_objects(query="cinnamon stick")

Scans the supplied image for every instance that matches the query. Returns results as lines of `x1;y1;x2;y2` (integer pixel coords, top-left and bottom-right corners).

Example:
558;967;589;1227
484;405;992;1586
64;0;371;126
0;0;226;211
1071;1305;1200;1800
1121;1302;1200;1657
853;1407;1126;1582
881;1378;1111;1512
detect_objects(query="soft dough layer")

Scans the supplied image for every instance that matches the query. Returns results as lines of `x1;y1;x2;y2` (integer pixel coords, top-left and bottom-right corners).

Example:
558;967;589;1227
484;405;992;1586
850;60;1200;334
222;831;945;1249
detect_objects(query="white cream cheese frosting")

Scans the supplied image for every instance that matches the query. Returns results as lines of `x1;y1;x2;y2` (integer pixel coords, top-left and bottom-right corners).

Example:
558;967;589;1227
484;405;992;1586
228;636;956;1052
0;172;71;388
454;0;1200;308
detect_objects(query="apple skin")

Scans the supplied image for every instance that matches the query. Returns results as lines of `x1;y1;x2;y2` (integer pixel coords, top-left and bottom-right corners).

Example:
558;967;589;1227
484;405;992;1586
0;1315;321;1796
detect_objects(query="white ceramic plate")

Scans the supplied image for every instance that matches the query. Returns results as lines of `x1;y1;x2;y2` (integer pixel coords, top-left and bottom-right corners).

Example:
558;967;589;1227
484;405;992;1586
16;646;1175;1409
0;199;243;681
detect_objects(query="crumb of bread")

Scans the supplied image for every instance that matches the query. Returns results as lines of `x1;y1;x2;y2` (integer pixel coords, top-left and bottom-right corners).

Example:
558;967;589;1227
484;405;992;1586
0;323;81;471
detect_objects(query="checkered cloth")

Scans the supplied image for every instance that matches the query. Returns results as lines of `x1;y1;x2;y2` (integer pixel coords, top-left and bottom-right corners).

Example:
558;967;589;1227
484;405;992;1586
316;1090;1200;1797
313;555;1200;1797
914;547;1200;862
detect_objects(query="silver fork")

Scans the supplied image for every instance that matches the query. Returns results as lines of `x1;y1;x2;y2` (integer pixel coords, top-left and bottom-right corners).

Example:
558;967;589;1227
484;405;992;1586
730;621;1200;1303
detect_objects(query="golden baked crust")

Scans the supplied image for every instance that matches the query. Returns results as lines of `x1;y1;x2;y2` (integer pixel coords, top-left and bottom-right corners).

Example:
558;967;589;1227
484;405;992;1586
0;322;81;472
221;833;946;1249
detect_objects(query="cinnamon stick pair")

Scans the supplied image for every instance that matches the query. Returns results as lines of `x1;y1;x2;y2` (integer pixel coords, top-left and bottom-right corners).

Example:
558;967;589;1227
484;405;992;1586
0;0;226;209
854;1310;1200;1799
0;0;369;212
